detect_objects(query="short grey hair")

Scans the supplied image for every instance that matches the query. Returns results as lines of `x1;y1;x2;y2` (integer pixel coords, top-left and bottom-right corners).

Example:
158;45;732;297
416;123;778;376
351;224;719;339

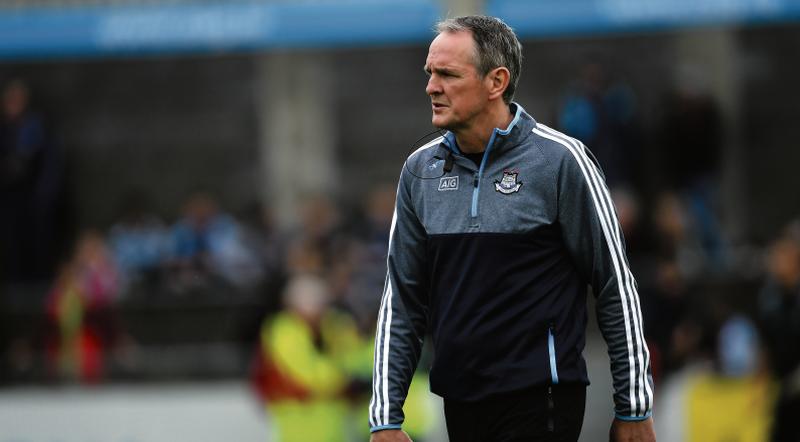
436;15;523;104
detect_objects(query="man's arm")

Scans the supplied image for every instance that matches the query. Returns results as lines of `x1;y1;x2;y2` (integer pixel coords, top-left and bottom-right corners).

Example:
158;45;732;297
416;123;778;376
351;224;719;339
369;164;430;435
370;429;413;442
552;135;655;424
610;417;656;442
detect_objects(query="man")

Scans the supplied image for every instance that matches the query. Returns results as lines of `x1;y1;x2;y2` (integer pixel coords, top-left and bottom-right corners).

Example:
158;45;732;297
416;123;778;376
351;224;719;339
370;16;655;442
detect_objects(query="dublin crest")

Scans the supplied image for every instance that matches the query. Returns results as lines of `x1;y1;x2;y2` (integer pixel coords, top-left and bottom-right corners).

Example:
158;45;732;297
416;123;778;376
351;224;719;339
495;170;523;194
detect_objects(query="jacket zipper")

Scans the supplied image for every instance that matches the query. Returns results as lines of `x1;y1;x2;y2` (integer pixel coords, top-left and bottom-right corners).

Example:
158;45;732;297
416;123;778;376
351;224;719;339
467;107;521;219
547;325;558;432
470;129;500;219
470;174;480;218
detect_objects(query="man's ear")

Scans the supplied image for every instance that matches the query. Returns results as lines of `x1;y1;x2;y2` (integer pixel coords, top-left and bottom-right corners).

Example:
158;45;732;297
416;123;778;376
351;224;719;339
485;67;510;101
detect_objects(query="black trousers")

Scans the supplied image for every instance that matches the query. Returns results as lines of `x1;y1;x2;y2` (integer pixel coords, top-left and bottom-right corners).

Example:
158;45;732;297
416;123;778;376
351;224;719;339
443;384;586;442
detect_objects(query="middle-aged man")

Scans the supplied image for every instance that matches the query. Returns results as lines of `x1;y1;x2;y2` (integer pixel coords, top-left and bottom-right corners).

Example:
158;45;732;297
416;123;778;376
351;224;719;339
369;15;655;442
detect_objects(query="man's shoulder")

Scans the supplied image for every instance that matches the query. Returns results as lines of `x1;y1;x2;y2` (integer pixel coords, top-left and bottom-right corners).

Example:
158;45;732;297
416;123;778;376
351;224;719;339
525;122;587;169
529;122;582;157
404;134;445;168
528;123;604;181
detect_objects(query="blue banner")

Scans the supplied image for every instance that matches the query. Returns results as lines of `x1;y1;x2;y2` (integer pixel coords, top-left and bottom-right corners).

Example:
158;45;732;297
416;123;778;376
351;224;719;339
1;0;799;60
0;1;441;60
489;0;800;37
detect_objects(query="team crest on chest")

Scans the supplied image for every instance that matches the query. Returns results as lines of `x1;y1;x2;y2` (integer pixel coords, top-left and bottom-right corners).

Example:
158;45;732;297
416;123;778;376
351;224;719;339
495;169;523;194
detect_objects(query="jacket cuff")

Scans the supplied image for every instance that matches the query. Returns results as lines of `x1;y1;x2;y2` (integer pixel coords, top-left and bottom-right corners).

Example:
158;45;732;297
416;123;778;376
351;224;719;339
370;424;403;433
614;410;652;421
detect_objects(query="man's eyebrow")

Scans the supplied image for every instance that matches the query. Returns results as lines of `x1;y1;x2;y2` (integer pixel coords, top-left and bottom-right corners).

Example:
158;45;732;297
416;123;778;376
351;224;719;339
424;66;456;75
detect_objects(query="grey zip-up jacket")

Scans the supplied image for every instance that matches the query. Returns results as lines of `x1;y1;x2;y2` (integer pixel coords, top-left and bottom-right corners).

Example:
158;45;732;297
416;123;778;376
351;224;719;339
369;104;653;433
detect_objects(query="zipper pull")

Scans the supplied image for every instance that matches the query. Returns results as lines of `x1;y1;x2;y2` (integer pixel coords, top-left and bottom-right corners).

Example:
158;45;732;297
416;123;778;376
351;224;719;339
473;175;479;188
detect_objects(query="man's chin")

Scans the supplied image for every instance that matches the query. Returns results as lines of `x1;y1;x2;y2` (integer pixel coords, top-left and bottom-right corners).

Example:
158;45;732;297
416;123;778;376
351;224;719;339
431;116;452;130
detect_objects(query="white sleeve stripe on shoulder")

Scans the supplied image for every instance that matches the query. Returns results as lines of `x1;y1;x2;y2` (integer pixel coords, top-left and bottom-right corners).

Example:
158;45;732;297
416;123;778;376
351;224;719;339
533;124;649;416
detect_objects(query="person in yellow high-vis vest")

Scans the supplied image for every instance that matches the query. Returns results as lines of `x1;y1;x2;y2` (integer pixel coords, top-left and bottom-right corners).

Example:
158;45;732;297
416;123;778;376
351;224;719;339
257;274;364;442
254;274;437;442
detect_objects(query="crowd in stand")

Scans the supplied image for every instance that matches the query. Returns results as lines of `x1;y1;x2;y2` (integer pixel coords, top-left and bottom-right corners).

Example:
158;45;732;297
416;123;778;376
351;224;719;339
37;186;432;441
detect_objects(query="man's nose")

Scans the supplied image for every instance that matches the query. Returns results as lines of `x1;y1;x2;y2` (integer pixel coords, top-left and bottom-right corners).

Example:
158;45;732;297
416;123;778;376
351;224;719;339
426;76;441;96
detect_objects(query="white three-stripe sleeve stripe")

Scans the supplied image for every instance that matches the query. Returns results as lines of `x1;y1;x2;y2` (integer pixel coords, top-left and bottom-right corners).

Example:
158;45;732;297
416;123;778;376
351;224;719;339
564;135;653;414
555;132;649;415
541;124;652;415
538;124;650;416
372;191;401;426
372;141;443;427
533;125;649;416
382;280;393;425
370;272;390;427
535;125;640;415
547;128;640;416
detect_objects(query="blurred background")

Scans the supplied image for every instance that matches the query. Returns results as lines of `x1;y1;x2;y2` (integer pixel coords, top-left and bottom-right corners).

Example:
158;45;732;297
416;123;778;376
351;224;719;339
1;0;800;441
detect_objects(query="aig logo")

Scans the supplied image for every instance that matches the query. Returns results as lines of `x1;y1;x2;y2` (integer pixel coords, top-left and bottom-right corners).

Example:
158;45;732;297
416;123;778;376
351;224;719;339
438;176;459;191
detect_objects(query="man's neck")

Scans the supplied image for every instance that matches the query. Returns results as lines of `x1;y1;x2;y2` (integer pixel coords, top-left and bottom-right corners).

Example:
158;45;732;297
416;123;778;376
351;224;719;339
454;102;514;154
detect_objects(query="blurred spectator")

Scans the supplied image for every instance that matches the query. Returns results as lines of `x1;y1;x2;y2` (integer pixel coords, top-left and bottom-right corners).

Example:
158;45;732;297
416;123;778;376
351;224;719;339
251;272;436;441
341;184;395;332
235;201;290;345
640;192;701;378
612;186;649;260
285;194;345;277
656;64;722;194
168;192;262;291
684;315;776;442
558;62;643;189
656;314;776;442
240;201;288;298
0;79;65;283
251;274;372;442
756;222;800;441
44;230;121;383
652;191;711;281
108;191;170;293
656;64;727;268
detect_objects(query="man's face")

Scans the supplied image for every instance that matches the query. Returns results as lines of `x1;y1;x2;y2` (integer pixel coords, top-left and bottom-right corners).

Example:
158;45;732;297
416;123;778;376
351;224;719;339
424;31;489;131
